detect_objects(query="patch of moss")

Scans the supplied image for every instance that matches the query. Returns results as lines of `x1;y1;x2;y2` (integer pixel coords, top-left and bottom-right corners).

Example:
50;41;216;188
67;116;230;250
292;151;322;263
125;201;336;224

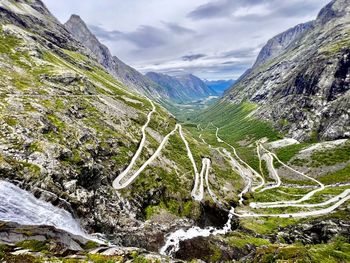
82;241;99;250
16;240;48;253
4;116;18;126
274;143;310;167
87;253;124;263
28;141;43;153
145;200;197;220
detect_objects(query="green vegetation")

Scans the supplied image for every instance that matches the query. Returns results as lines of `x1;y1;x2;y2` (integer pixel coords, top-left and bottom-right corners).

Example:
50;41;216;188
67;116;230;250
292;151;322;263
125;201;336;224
274;143;310;165
320;164;350;185
28;141;43;153
131;251;160;263
321;37;350;54
145;200;198;220
86;253;124;263
4;116;18;126
240;217;300;235
310;142;350;167
16;240;48;253
226;232;271;248
194;101;280;143
254;237;350;263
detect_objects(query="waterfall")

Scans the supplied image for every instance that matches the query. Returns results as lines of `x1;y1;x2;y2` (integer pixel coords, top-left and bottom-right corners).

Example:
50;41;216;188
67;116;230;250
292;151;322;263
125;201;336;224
0;180;91;240
160;208;235;256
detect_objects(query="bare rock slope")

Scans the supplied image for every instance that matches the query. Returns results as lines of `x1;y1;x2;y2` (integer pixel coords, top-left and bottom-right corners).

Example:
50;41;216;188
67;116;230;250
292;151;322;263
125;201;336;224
224;0;350;141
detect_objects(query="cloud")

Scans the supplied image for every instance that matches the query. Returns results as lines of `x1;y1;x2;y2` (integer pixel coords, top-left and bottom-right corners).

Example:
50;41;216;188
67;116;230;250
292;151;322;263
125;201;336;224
89;25;122;41
187;0;233;20
124;26;168;48
44;0;330;80
187;0;270;20
221;47;258;59
90;24;167;48
182;54;206;61
90;23;196;49
188;0;328;20
164;22;195;35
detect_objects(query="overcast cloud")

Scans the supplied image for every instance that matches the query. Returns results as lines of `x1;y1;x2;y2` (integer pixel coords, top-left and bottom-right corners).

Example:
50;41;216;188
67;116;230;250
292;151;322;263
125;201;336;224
43;0;330;80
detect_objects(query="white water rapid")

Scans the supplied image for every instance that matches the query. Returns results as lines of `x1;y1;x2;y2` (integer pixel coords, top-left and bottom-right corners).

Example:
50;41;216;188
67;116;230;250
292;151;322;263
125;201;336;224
0;180;91;239
160;208;235;256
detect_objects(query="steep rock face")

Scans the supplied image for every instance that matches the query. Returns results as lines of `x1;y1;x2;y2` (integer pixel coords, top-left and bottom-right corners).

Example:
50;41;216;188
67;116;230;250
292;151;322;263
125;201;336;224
146;72;216;103
0;0;85;51
224;0;350;141
253;22;314;68
64;15;167;100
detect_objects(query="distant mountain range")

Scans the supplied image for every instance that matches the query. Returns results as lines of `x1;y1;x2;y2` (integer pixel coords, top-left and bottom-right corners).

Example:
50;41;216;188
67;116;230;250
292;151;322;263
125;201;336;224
204;79;236;95
64;15;219;104
146;72;217;103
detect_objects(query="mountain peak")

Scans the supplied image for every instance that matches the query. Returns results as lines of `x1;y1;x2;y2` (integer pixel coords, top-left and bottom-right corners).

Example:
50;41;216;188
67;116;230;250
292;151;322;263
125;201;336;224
64;15;167;99
65;14;96;40
69;14;82;20
253;21;314;68
316;0;350;25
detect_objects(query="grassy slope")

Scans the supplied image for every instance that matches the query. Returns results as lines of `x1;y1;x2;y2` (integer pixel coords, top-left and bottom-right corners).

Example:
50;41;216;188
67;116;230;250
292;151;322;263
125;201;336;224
166;97;350;259
0;25;225;222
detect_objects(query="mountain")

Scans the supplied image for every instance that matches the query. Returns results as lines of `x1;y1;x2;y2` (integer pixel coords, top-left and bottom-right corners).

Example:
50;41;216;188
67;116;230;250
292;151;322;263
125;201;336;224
224;0;350;142
0;0;225;257
0;0;349;262
175;74;217;98
205;79;236;95
64;14;167;101
253;22;314;68
146;72;217;103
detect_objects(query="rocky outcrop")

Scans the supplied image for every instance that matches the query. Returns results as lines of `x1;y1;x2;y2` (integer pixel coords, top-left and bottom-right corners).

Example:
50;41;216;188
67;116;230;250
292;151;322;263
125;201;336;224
224;0;350;141
0;222;178;262
64;15;168;101
146;72;217;103
253;22;314;68
0;0;86;52
277;219;350;245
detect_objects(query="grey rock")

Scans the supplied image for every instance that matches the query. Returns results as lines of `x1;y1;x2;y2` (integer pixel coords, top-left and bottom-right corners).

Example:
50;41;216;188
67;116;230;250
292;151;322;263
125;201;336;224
64;15;167;101
224;0;350;141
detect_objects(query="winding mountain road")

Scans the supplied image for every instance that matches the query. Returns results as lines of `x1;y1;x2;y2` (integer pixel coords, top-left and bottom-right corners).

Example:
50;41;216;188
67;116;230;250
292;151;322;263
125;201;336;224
113;102;349;222
208;124;349;218
113;101;209;202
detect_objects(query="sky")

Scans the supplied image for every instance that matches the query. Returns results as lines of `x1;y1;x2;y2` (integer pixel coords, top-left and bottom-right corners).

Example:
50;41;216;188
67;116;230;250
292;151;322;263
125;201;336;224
43;0;330;80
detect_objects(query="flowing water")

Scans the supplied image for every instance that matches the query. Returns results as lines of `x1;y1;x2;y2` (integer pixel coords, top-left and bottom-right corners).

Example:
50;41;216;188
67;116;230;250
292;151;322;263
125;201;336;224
0;180;89;239
160;208;235;256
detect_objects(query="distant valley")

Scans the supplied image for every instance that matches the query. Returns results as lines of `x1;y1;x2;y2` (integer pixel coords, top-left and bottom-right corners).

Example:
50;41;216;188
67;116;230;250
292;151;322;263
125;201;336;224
0;0;349;262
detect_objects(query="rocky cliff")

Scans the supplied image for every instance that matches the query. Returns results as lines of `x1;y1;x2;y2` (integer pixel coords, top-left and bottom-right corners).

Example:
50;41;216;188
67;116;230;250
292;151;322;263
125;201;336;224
224;0;350;141
64;14;168;101
147;72;216;103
